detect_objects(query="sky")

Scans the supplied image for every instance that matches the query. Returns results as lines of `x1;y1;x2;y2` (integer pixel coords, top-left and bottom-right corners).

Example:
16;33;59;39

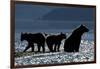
15;3;95;33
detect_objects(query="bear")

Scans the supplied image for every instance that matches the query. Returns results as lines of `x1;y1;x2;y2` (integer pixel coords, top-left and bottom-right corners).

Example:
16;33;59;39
21;32;45;52
64;24;89;52
46;33;66;52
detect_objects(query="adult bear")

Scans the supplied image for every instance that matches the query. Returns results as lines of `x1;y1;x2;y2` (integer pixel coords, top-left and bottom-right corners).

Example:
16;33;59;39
21;32;45;52
64;24;89;52
46;33;66;52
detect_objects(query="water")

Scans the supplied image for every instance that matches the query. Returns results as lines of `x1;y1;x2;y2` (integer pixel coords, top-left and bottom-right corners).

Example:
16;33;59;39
14;31;95;66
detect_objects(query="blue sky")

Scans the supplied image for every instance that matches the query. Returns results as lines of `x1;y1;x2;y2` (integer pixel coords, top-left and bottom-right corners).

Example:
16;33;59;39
15;3;95;33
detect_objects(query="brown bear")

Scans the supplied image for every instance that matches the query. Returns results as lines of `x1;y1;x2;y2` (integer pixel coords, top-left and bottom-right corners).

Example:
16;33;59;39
21;32;45;52
64;24;89;52
46;33;66;52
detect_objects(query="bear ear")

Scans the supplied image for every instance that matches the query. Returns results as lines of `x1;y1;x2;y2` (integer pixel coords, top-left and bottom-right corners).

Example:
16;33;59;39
21;32;23;34
60;32;63;34
80;24;84;27
81;24;83;26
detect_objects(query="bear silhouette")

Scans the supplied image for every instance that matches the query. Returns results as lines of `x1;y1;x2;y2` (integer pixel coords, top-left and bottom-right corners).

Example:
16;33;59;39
21;32;45;52
46;33;66;52
64;24;89;52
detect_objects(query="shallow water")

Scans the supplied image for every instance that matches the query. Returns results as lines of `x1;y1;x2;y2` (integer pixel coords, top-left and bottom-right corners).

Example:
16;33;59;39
14;33;95;66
